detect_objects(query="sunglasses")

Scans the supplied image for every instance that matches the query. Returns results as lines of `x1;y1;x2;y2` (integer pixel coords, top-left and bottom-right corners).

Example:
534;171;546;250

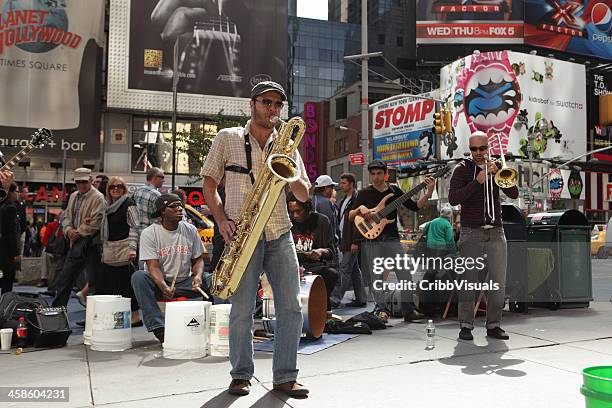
155;175;165;179
469;145;488;152
167;202;183;209
75;180;89;184
109;185;125;190
255;98;284;109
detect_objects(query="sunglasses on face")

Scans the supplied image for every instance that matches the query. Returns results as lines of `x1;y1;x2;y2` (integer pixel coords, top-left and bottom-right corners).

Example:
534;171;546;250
109;185;125;191
167;202;183;209
75;180;89;184
156;175;165;179
256;98;283;109
469;145;488;152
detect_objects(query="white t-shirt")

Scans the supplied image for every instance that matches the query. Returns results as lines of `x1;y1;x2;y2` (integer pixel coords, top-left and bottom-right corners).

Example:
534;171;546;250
0;0;105;129
139;221;204;282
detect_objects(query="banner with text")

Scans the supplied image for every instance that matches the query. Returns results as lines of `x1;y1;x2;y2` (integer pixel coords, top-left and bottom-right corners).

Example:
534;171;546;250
440;50;586;160
416;0;524;44
372;97;436;168
0;0;104;159
525;0;612;60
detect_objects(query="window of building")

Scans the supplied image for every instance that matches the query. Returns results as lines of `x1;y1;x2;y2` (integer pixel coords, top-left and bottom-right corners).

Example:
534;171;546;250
131;117;217;175
336;96;347;120
378;34;385;45
397;36;403;47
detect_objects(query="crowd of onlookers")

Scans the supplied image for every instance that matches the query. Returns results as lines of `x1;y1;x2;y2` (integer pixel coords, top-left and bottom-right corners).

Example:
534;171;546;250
0;164;463;342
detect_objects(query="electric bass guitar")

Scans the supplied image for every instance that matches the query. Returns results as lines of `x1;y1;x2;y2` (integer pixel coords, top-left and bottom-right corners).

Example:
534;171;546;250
0;128;53;172
354;165;452;240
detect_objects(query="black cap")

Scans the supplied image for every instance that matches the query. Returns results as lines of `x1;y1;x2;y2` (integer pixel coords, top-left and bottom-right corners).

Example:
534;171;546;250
367;160;387;172
251;81;287;101
152;193;182;218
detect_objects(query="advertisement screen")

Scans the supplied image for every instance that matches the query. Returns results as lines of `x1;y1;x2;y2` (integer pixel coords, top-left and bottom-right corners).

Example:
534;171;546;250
439;50;586;160
127;0;287;99
591;71;612;160
372;98;436;168
525;0;612;60
416;0;524;43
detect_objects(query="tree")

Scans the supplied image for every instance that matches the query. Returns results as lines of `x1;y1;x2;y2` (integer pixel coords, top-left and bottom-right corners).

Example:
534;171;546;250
177;112;246;184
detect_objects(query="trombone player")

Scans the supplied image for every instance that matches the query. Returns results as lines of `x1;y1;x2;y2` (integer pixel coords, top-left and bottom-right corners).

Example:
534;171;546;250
448;131;518;341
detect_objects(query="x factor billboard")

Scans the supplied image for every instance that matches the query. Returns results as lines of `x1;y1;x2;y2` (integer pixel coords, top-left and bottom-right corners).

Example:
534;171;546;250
525;0;612;60
416;0;524;44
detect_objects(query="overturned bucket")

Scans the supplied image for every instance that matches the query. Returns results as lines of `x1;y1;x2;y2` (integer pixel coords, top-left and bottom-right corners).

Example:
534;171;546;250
210;304;231;357
84;295;122;345
90;297;132;352
163;301;211;359
581;366;612;408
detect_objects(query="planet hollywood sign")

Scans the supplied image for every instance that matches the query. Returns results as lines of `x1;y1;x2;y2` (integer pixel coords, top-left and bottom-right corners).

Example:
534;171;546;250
303;102;319;181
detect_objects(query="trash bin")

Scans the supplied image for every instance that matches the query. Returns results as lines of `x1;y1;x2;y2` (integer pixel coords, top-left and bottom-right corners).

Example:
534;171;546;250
527;210;592;309
502;204;528;313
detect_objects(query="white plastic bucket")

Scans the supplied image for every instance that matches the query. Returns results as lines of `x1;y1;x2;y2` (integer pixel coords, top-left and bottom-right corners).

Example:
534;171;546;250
163;301;211;359
84;295;121;345
209;304;231;357
90;297;132;352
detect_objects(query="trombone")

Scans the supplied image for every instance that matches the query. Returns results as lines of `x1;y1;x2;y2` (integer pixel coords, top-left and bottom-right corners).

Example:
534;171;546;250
484;133;518;223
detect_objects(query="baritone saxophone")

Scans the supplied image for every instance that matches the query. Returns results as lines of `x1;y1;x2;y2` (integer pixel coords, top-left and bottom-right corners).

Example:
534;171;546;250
211;116;306;299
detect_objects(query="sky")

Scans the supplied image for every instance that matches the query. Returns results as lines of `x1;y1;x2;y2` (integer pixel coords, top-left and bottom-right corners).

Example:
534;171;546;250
297;0;328;20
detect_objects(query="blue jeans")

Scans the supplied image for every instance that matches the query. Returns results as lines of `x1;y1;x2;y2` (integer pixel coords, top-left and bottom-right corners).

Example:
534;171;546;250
131;271;212;332
229;231;302;384
331;250;366;304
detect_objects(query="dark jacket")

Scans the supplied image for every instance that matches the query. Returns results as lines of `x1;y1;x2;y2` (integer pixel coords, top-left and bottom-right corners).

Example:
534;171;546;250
338;191;358;252
0;201;20;261
313;193;339;243
448;159;519;226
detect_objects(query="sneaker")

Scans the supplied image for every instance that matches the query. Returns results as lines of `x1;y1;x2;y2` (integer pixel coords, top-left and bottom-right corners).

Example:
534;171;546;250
459;328;473;341
273;381;309;398
153;328;165;344
228;379;251;396
403;310;427;323
486;327;510;340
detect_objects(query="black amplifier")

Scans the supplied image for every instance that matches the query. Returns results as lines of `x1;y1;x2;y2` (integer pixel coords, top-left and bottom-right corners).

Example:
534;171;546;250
33;307;72;348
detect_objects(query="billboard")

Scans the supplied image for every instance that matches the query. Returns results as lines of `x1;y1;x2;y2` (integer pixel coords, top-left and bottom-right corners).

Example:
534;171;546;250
416;0;524;44
0;0;104;159
107;0;288;115
372;97;436;168
440;50;586;160
590;71;612;160
525;0;612;60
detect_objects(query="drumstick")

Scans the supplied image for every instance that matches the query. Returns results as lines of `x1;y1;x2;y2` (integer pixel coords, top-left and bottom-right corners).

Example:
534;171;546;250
169;264;181;294
195;286;210;300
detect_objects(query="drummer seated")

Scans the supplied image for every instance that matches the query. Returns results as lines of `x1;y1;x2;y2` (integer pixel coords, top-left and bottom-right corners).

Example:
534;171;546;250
287;193;338;310
131;194;212;344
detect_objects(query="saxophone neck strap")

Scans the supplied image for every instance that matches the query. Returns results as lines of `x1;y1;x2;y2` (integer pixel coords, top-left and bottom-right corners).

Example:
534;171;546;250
224;132;255;185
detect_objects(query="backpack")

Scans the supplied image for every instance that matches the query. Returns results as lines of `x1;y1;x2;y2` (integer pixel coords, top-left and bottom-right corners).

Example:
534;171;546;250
347;311;387;330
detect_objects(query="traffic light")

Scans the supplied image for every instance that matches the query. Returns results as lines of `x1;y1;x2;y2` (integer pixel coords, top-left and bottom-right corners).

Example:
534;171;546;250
434;111;444;135
443;109;452;134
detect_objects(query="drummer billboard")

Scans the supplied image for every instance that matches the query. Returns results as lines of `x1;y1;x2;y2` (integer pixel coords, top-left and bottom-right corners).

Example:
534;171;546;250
372;97;436;168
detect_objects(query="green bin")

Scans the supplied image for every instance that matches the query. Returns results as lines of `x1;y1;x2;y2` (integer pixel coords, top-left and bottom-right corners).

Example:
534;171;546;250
581;366;612;408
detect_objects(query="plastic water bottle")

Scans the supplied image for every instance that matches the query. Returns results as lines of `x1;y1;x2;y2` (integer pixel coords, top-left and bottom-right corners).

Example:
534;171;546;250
425;320;435;350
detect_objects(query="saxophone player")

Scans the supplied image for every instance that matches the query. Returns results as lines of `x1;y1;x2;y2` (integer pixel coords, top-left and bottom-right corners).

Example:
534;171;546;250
201;81;311;398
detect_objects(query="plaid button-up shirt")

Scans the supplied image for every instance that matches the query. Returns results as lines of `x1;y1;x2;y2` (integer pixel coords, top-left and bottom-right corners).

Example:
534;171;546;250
200;120;311;241
133;182;161;236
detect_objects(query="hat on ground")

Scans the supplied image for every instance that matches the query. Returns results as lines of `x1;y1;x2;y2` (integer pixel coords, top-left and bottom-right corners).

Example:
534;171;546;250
251;81;287;101
314;175;337;187
73;168;92;181
152;193;182;218
367;160;387;172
